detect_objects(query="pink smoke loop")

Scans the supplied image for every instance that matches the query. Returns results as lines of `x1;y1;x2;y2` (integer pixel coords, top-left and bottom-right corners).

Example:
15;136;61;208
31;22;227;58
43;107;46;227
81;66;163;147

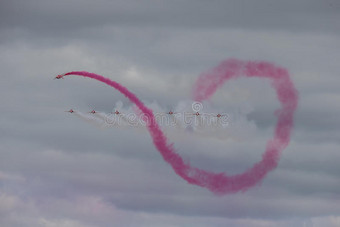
63;58;298;195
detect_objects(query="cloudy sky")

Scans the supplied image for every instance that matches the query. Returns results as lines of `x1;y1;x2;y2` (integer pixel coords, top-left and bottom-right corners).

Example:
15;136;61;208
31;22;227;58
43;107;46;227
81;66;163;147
1;0;340;226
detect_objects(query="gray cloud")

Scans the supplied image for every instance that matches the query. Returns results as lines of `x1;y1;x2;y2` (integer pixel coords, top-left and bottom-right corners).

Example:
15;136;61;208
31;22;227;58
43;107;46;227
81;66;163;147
0;0;340;226
1;0;339;33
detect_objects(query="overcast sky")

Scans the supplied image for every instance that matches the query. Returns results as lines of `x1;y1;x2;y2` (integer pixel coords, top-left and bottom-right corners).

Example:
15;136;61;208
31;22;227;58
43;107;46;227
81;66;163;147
1;0;340;226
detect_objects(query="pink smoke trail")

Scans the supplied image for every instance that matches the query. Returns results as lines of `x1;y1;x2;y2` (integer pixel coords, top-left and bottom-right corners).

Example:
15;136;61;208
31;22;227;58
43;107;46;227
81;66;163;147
62;58;297;194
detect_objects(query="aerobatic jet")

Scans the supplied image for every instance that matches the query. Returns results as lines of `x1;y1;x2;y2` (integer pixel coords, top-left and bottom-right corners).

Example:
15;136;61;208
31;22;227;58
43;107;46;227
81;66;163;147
159;110;178;116
215;113;227;118
193;112;201;116
112;110;121;115
54;74;65;79
167;111;176;115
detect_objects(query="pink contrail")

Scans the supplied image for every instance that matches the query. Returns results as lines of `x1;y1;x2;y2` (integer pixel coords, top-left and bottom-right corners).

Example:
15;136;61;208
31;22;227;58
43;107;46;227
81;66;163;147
62;58;298;194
